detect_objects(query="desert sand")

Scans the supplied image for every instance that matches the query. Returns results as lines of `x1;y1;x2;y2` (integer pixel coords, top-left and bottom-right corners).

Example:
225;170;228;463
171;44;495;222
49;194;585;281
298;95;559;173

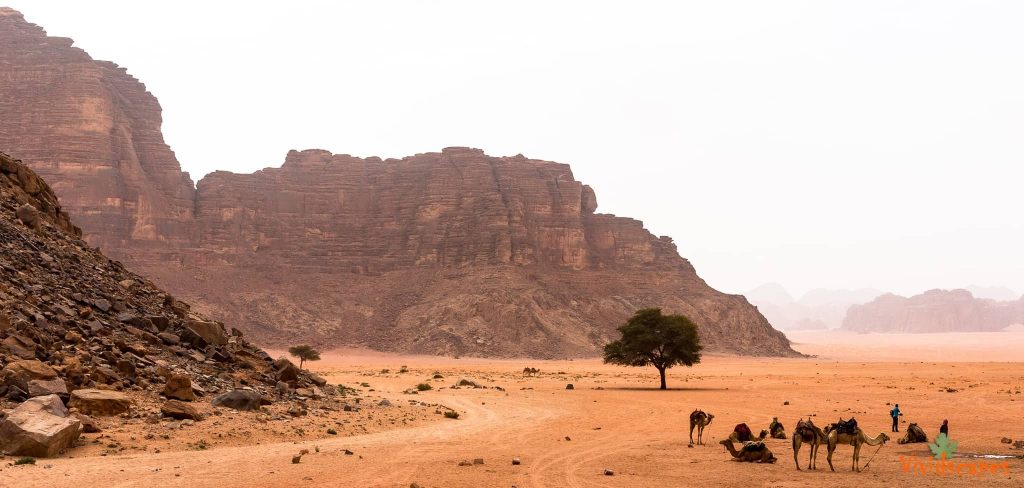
1;333;1022;487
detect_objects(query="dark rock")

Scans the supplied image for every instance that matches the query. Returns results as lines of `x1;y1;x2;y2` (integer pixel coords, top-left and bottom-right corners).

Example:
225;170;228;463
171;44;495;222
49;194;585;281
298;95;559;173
211;390;265;411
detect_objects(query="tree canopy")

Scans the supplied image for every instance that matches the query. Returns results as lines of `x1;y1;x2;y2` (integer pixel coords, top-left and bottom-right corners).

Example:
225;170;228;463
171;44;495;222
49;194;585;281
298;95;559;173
603;308;702;389
288;344;321;369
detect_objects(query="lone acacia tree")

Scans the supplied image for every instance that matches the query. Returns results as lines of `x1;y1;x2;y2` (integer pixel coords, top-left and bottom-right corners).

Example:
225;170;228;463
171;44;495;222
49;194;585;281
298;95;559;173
288;345;321;369
603;308;702;390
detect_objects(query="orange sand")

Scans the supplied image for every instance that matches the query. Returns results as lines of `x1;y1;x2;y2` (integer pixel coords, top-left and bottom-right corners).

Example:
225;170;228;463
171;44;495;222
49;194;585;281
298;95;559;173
1;333;1022;487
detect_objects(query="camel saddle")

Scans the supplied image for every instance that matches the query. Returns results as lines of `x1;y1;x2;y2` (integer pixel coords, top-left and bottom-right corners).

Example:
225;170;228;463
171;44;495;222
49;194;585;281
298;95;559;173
741;441;767;452
734;423;753;442
835;417;858;435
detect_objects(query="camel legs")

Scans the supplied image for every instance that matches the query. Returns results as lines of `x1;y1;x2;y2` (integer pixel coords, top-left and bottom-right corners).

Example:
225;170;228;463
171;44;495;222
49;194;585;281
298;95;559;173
853;443;861;472
792;437;801;470
698;425;706;445
826;441;836;472
689;424;696;445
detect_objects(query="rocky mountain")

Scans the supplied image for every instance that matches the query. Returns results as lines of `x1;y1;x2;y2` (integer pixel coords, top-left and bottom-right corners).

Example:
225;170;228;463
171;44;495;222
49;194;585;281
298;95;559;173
746;283;882;330
1;151;326;455
0;8;796;358
842;289;1024;333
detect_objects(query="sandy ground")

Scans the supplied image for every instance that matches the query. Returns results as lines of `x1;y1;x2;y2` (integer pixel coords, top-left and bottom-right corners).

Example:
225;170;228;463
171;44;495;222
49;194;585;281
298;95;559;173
1;334;1023;487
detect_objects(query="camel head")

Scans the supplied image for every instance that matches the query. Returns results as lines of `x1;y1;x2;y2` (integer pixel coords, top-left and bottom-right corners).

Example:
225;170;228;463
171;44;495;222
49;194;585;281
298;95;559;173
707;413;715;423
879;432;891;444
719;439;730;446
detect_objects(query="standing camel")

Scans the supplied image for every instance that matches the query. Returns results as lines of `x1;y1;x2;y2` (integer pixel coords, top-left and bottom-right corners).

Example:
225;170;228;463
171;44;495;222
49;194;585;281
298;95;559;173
826;427;889;472
689;409;714;445
792;418;827;470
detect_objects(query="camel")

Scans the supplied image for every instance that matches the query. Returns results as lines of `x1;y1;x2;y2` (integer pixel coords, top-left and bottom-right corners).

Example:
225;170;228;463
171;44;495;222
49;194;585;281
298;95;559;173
792;418;827;470
768;417;787;439
826;427;890;472
689;409;714;445
522;367;539;377
728;423;767;443
719;439;777;463
897;423;927;444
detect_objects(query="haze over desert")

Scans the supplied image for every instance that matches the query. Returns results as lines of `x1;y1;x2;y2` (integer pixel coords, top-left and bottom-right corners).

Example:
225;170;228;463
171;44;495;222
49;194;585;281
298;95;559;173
2;2;1023;487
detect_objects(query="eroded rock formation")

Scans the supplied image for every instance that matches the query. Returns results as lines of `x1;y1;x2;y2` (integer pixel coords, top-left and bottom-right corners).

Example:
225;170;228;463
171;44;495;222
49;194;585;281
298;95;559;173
0;8;797;357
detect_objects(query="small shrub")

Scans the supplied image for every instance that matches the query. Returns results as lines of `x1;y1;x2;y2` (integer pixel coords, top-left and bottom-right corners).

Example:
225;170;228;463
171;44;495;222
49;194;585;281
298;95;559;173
326;428;337;435
399;365;409;373
360;382;370;388
380;369;390;374
432;373;444;379
444;410;460;419
14;457;35;465
416;383;432;391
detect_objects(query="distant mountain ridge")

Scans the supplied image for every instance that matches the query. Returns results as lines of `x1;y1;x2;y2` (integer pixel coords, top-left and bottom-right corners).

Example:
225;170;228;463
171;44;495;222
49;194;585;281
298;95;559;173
842;289;1024;333
745;283;883;330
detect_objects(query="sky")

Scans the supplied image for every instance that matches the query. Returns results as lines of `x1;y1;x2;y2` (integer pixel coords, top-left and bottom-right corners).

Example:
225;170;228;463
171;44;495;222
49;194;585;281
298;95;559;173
6;1;1024;298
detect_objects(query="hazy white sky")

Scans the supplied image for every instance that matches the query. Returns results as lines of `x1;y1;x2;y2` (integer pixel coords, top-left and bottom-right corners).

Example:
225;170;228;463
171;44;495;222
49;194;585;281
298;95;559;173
7;1;1024;298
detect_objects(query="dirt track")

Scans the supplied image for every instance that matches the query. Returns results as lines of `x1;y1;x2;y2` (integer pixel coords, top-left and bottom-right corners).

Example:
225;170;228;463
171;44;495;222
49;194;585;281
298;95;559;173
1;333;1022;487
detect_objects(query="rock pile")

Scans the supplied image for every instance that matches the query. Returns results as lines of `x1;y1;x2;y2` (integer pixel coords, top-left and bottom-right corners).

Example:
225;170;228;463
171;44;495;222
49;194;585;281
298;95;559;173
0;152;322;456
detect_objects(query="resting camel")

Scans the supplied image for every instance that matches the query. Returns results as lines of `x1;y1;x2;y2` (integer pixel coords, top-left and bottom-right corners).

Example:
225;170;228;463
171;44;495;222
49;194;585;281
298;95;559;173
792;418;827;470
522;367;539;377
826;427;890;472
897;423;927;444
719;439;777;463
728;424;767;444
689;409;714;445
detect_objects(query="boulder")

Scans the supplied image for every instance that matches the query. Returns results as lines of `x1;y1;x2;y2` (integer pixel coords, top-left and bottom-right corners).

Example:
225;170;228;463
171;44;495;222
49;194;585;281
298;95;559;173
0;395;81;457
2;335;36;359
69;389;133;416
308;373;328;387
185;320;227;347
275;359;300;383
161;400;201;420
162;373;195;401
211;390;266;411
72;413;100;433
27;377;68;398
15;203;39;229
2;359;58;391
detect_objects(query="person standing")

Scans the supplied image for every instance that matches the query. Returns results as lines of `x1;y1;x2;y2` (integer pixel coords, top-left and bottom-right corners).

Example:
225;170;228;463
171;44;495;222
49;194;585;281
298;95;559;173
890;403;902;432
940;419;949;437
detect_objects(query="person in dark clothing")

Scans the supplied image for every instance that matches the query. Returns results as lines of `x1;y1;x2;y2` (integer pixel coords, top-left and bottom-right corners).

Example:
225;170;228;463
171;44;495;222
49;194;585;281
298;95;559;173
940;419;949;437
890;404;902;432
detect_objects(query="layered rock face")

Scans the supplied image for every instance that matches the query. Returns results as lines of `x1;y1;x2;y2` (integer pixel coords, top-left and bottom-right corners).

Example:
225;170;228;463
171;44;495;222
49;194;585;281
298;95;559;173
842;289;1024;333
162;148;795;357
0;9;797;357
0;8;195;253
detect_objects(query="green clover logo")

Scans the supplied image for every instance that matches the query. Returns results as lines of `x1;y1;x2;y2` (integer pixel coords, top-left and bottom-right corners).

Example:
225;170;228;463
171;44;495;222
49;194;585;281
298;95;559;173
928;433;958;460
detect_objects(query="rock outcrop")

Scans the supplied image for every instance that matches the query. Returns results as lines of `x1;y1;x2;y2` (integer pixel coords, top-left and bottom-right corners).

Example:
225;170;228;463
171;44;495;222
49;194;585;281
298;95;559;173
0;7;195;253
0;9;797;358
842;289;1024;333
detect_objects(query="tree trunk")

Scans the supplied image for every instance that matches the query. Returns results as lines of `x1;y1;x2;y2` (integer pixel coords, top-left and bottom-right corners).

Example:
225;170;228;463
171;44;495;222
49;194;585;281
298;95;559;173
658;366;667;390
299;358;305;369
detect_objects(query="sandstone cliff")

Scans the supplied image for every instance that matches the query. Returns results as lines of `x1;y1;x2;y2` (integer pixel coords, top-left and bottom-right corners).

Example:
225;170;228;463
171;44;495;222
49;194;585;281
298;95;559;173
842;289;1024;333
0;7;195;253
0;9;797;357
